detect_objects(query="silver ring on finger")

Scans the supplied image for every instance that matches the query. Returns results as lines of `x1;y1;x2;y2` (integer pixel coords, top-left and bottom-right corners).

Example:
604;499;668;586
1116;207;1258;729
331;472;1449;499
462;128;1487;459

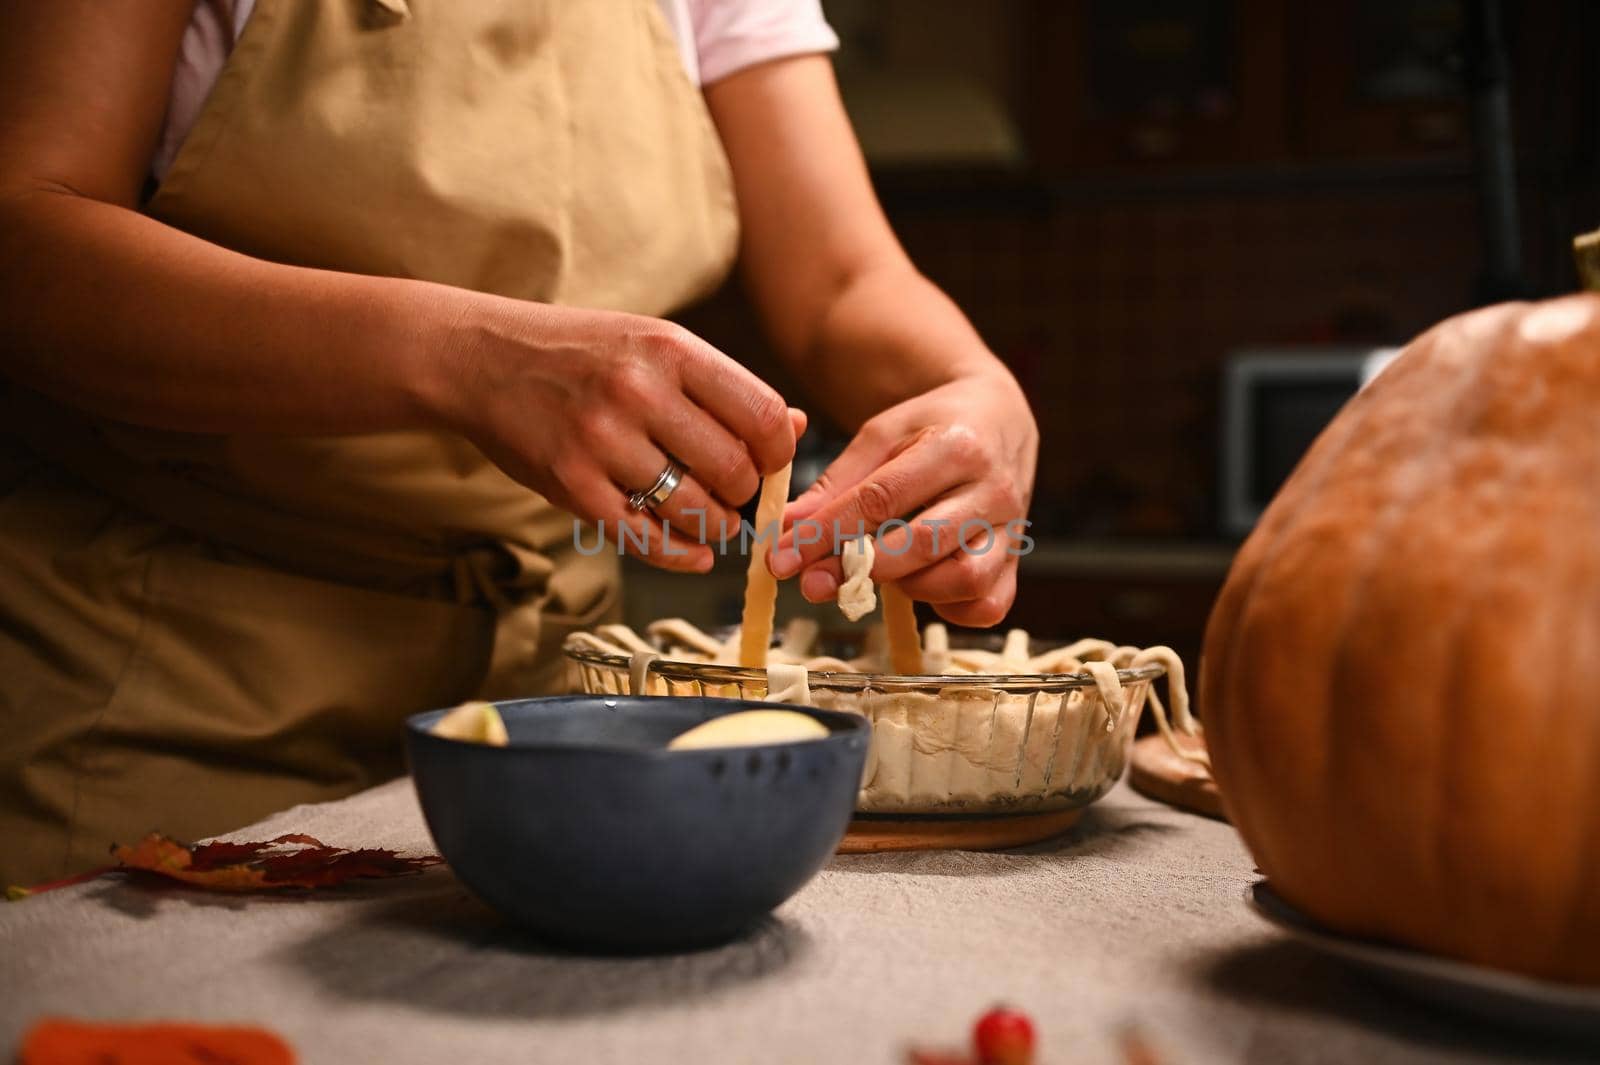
626;455;687;512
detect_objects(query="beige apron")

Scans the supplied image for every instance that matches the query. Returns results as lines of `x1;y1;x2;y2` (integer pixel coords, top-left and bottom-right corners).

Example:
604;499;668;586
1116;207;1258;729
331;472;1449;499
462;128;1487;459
0;0;738;885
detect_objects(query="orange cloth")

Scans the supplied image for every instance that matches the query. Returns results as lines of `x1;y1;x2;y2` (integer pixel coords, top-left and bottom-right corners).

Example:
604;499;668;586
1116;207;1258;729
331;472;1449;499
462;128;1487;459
18;1019;295;1065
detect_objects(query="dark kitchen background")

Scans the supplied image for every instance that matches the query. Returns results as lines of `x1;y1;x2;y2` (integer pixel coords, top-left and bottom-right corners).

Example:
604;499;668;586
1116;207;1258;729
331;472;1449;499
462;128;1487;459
629;0;1598;679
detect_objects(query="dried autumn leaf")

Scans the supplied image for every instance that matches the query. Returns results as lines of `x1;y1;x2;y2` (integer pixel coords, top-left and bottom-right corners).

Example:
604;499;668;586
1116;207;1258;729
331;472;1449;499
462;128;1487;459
7;866;111;901
111;832;441;891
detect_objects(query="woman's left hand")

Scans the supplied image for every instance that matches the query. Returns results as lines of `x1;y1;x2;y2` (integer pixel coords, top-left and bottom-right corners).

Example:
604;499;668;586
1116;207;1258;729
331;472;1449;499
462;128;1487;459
770;370;1038;627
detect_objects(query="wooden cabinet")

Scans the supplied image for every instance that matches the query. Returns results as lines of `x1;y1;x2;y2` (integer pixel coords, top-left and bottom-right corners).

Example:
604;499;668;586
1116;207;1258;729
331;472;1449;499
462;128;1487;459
1021;0;1472;176
1292;1;1469;161
1024;0;1289;172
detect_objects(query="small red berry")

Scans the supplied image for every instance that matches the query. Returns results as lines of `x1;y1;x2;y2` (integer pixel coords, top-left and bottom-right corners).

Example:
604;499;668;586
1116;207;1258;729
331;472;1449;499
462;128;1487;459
972;1005;1035;1065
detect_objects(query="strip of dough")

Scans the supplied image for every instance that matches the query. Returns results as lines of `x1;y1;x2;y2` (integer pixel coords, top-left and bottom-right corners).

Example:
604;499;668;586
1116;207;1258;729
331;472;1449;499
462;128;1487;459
629;651;658;695
922;622;951;674
836;536;877;621
645;618;723;658
1131;645;1210;768
564;631;631;657
1062;637;1119;661
949;648;1005;672
595;623;656;656
1027;650;1083;675
779;617;820;657
999;628;1031;669
738;462;792;668
764;662;812;705
1083;659;1126;733
881;581;924;675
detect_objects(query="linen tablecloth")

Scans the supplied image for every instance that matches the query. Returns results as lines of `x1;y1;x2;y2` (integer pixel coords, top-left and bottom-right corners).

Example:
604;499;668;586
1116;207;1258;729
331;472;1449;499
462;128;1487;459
1;780;1590;1064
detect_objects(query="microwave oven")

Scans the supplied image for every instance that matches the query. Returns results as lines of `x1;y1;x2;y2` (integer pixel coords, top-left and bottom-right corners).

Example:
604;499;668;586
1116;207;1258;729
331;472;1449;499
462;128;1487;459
1219;347;1399;538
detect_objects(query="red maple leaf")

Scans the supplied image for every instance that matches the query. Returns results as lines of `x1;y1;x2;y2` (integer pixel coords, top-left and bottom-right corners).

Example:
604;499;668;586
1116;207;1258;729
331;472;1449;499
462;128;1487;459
110;832;441;891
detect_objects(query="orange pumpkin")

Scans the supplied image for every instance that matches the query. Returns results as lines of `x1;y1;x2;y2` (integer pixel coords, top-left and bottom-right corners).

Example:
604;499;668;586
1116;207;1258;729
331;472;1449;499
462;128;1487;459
1202;296;1600;984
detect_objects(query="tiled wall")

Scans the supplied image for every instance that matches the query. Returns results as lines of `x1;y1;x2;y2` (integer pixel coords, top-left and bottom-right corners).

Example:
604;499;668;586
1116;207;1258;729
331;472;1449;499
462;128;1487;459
679;176;1483;540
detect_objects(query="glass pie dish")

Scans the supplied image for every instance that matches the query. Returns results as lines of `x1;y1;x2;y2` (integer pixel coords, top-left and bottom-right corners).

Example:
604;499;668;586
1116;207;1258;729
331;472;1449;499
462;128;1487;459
562;631;1168;816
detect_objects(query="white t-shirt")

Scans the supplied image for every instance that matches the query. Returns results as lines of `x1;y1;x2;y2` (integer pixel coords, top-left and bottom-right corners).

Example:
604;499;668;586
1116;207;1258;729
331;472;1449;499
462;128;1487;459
153;0;838;180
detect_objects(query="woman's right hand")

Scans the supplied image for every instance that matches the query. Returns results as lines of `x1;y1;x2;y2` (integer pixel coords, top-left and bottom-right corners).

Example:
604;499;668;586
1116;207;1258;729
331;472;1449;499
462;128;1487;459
428;297;800;572
0;3;794;571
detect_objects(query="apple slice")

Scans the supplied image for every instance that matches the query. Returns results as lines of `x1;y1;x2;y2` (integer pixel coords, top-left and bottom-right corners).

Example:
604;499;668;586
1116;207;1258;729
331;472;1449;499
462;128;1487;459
666;710;827;751
430;701;509;746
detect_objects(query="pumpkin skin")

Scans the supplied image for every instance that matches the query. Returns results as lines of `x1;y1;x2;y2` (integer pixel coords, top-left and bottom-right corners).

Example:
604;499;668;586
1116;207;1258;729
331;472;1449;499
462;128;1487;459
1202;296;1600;985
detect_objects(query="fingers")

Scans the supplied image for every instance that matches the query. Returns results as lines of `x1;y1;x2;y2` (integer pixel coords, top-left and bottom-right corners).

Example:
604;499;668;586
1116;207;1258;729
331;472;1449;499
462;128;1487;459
647;395;760;507
931;562;1017;629
797;540;1017;623
771;428;965;577
645;401;810;510
562;455;713;573
597;497;714;572
676;335;796;475
896;538;1013;603
606;440;740;554
792;490;1022;609
867;486;1013;584
649;475;743;547
798;557;843;603
784;415;899;524
477;312;803;573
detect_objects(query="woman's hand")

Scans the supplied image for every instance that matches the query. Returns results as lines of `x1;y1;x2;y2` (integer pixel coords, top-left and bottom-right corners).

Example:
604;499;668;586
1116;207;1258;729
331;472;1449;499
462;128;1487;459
705;57;1038;625
432;298;802;573
0;1;796;580
770;370;1037;626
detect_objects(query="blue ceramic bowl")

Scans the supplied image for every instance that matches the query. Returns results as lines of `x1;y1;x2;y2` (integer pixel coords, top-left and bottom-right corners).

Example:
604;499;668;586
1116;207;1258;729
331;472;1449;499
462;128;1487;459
406;695;869;952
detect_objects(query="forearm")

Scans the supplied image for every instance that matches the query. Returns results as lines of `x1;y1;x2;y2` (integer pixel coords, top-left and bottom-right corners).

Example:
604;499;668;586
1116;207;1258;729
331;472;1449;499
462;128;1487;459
705;56;1021;431
0;188;464;435
797;258;1021;430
